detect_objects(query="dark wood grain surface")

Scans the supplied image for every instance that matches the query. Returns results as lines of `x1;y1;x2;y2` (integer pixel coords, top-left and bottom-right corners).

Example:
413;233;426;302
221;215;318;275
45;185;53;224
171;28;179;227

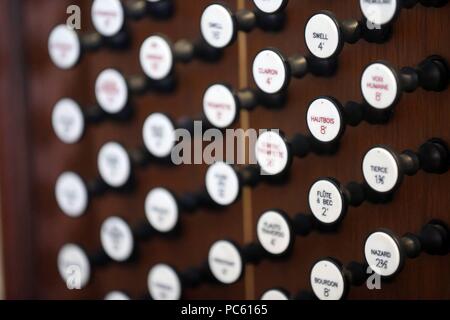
245;0;450;299
0;0;448;299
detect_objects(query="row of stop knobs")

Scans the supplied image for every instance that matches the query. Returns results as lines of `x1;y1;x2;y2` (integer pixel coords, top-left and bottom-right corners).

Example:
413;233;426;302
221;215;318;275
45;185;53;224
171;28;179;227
53;53;449;150
58;217;449;300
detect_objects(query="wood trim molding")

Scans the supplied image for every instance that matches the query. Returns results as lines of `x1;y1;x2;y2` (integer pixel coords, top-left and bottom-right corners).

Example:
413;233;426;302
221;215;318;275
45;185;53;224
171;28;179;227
237;0;256;301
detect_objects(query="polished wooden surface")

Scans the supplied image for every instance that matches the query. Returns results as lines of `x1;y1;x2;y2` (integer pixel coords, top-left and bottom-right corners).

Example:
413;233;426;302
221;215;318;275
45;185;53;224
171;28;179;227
0;0;448;299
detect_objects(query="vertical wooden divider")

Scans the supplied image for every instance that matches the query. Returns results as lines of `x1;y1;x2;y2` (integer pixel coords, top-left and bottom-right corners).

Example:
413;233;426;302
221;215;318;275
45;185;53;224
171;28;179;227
237;0;256;301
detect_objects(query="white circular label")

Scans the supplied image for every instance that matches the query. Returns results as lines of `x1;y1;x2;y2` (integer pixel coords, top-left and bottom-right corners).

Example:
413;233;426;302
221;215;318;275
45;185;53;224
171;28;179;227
100;216;134;262
255;131;289;176
145;188;179;233
260;289;289;300
148;264;182;300
104;291;130;300
203;84;237;129
139;35;173;80
306;98;342;143
48;25;81;70
308;179;344;224
205;162;240;206
310;260;345;300
208;240;243;284
200;4;235;49
142;113;176;158
55;172;89;218
91;0;125;37
95;69;128;114
361;63;398;110
253;0;286;14
57;244;91;289
98;142;131;188
253;50;287;94
257;210;292;255
305;13;340;59
362;147;399;193
360;0;398;26
364;231;401;277
52;98;85;144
